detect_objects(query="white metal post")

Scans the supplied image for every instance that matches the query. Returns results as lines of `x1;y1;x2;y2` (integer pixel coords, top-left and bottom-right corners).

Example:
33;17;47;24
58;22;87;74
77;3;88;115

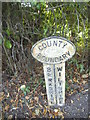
43;62;65;106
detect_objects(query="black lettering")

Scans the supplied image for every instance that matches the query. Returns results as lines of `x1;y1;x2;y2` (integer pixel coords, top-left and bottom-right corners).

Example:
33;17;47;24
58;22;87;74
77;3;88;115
42;56;46;61
59;95;62;97
44;57;49;62
47;67;51;72
62;54;67;59
59;72;61;76
55;57;59;62
57;67;62;71
59;56;63;61
47;41;52;47
62;43;67;48
38;46;43;50
58;87;62;90
51;94;53;97
58;78;60;81
48;58;54;62
59;97;63;100
42;43;47;48
51;101;52;104
66;51;70;56
47;73;51;76
59;82;61;86
58;90;62;93
37;53;41;58
58;79;62;85
51;101;53;104
49;87;53;93
59;98;63;104
49;83;52;86
53;41;57;46
58;41;62;47
49;87;53;91
48;78;52;81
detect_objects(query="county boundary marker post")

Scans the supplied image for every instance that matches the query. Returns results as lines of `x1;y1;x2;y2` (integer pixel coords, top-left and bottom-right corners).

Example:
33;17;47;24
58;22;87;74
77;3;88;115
31;36;76;107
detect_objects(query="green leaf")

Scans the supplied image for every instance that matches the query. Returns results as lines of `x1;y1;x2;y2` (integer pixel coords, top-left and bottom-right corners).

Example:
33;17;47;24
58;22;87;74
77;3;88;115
6;29;10;36
36;4;40;10
65;81;69;91
80;64;84;73
44;28;48;35
20;85;26;91
25;88;30;93
76;63;79;69
24;91;26;95
31;2;37;7
4;40;12;49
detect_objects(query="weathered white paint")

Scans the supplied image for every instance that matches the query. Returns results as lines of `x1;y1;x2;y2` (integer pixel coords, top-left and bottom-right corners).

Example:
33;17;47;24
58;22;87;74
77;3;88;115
55;63;65;106
43;63;65;106
31;36;76;107
31;36;76;64
43;64;56;106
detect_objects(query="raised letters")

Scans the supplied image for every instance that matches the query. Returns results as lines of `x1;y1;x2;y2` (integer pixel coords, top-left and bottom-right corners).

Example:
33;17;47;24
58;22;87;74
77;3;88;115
57;67;62;71
31;37;76;106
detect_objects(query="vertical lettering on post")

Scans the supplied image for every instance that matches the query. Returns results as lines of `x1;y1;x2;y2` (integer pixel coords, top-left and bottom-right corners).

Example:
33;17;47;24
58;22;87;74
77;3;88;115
43;64;56;106
31;36;76;107
55;63;65;106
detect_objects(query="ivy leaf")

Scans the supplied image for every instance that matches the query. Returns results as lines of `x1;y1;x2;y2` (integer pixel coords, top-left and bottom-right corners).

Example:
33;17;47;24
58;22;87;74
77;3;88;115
4;40;12;49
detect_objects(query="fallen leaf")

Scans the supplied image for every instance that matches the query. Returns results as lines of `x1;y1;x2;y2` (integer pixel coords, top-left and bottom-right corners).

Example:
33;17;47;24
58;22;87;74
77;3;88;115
68;79;72;84
71;100;74;103
34;97;38;102
35;108;40;115
73;78;77;82
25;96;30;100
77;98;80;101
82;74;88;79
84;89;88;92
43;108;47;115
58;109;64;118
5;105;9;111
82;81;87;84
0;92;4;102
10;99;13;103
54;109;58;116
8;115;13;120
32;112;36;117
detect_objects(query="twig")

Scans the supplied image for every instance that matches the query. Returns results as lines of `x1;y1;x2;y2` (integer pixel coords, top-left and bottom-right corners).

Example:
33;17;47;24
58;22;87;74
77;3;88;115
45;4;67;11
22;36;31;43
76;10;79;33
